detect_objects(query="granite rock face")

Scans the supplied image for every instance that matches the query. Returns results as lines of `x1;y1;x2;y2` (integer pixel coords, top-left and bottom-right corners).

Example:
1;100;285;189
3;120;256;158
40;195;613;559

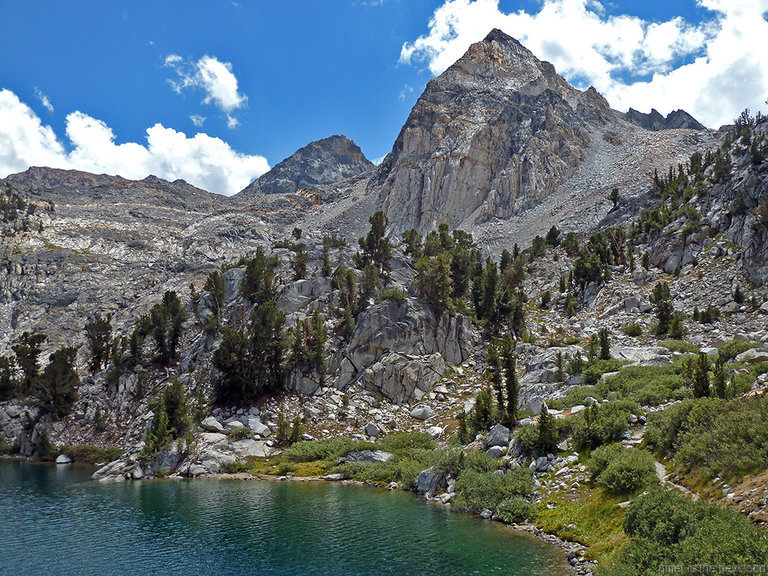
373;28;615;234
237;135;374;197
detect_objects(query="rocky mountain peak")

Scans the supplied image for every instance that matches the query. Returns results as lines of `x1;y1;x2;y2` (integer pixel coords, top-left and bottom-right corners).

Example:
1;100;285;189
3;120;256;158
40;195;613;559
237;134;374;198
372;29;618;235
625;107;707;131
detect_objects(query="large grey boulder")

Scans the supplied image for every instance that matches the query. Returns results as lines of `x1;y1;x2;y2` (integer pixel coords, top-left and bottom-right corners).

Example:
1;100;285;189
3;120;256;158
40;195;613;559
200;416;224;433
414;467;446;496
56;454;72;464
335;450;393;465
409;404;435;420
484;424;510;448
610;346;671;366
362;352;446;404
736;348;768;364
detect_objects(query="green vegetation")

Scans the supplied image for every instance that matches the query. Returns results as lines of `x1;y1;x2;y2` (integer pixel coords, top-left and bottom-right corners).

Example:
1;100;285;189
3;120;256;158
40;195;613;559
646;393;768;482
602;489;768;575
620;323;642;337
573;401;637;450
84;313;113;372
33;347;79;419
213;300;286;406
587;444;657;494
452;468;535;515
357;210;392;276
143;380;193;456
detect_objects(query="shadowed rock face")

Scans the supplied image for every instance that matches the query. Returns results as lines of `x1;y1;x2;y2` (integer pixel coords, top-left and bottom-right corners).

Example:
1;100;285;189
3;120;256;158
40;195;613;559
372;28;618;235
625;108;707;131
237;135;374;197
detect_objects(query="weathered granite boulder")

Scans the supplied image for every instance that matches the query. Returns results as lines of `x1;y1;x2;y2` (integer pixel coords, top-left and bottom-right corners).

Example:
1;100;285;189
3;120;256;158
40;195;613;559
414;467;446;496
332;297;477;395
362;352;446;404
484;424;510;448
335;450;394;465
409;404;435;420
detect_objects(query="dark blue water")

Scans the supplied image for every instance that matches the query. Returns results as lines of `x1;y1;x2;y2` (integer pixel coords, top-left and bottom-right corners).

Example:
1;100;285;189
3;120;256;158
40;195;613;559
0;461;566;576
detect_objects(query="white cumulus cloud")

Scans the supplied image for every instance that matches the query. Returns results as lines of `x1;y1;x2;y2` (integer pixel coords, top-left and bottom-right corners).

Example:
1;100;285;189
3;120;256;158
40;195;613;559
34;87;54;113
166;54;248;129
0;88;269;195
400;0;768;128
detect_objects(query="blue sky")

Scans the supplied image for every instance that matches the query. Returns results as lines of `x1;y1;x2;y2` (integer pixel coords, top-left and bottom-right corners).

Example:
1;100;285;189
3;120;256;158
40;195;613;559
1;0;766;195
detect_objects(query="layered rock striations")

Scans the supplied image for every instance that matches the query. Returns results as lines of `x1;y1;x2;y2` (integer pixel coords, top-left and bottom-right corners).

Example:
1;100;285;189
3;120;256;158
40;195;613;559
372;29;617;234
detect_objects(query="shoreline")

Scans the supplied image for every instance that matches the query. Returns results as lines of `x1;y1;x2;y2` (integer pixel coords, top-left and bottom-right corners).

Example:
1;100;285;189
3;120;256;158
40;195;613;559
4;455;593;574
212;469;594;575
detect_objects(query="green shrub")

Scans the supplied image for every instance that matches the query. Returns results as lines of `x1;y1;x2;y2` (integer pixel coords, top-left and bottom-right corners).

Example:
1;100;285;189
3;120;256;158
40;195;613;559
284;437;374;463
435;448;501;476
497;496;536;523
646;395;768;480
452;468;535;513
621;323;642;337
659;339;698;353
718;338;760;361
582;358;626;385
379;431;436;454
588;444;657;494
381;288;407;305
220;460;251;474
573;401;636;450
604;489;768;575
277;461;298;475
597;360;692;406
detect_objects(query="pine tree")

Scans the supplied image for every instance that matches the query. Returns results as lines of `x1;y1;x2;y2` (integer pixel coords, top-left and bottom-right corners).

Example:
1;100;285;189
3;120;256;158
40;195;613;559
487;343;504;422
693;352;710;398
537;405;557;453
34;347;79;419
598;328;611;360
713;356;727;398
651;282;673;335
84;313;113;372
503;345;519;426
12;331;47;394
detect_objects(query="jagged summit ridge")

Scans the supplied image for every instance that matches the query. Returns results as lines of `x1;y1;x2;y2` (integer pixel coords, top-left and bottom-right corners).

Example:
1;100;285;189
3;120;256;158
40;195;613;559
373;28;616;234
237;134;374;197
625;108;707;131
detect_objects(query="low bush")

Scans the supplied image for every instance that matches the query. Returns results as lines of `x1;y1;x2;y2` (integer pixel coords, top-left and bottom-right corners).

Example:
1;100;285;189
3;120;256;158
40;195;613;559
435;448;500;476
659;340;698;353
283;437;374;463
646;395;768;481
452;468;535;514
573;400;637;450
597;360;692;406
588;444;657;494
582;359;626;386
379;431;435;454
219;460;251;474
718;337;761;362
621;323;642;337
381;288;407;305
603;489;768;575
227;426;252;441
497;496;536;523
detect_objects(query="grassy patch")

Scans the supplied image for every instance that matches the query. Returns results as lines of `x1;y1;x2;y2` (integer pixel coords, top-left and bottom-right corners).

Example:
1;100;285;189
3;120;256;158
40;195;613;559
536;489;629;565
283;437;374;463
659;339;699;353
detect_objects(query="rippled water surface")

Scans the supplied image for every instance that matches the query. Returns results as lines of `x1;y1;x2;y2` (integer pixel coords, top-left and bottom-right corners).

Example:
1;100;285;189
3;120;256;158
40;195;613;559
0;461;566;576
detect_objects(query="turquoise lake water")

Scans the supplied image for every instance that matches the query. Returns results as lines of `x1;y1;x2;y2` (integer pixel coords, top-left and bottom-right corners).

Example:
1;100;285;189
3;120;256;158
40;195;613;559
0;460;567;576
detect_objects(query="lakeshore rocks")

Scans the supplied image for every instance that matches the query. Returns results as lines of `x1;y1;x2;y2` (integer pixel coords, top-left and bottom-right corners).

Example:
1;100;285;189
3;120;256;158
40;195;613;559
55;454;72;464
335;450;393;465
414;467;446;496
